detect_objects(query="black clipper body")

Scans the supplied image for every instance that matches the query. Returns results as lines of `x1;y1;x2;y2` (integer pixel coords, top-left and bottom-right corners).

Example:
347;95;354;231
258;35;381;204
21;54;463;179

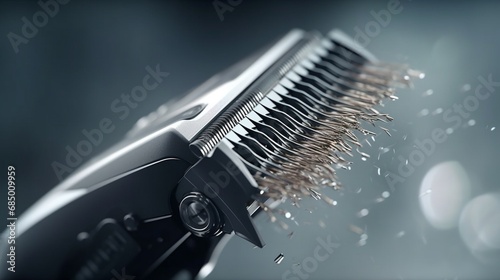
0;29;421;280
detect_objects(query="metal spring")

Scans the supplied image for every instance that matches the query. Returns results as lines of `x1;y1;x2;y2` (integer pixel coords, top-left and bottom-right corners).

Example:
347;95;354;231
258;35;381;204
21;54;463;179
190;35;321;157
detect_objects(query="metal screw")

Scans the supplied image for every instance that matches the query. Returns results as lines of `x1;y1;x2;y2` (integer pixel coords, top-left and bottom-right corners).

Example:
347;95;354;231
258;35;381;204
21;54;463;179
179;192;222;237
123;213;139;231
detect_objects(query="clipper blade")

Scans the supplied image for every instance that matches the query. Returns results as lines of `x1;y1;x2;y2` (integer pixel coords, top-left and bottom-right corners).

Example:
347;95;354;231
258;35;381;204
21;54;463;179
192;30;423;207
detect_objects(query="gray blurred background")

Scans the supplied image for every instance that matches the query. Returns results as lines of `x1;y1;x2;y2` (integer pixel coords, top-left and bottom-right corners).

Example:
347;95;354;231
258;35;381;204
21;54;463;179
1;0;500;279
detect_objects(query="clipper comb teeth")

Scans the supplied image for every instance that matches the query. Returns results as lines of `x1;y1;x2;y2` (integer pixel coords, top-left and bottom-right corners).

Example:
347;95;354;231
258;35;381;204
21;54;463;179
192;30;423;205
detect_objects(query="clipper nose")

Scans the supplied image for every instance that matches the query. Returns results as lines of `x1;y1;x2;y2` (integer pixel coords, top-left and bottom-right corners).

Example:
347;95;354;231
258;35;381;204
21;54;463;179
176;140;265;248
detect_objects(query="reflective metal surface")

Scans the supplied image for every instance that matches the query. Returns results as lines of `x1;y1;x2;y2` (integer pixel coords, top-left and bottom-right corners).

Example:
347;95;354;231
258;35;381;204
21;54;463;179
1;1;499;279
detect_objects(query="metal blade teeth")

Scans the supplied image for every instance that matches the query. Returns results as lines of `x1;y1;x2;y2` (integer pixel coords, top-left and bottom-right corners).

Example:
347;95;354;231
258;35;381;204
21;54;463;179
221;34;423;204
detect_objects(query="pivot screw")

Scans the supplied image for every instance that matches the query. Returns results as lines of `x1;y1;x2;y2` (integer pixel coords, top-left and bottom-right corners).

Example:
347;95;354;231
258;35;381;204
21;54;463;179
179;192;222;237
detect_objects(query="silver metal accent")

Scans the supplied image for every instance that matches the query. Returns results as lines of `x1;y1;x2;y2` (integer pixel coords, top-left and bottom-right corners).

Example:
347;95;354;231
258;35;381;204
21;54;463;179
190;33;322;157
